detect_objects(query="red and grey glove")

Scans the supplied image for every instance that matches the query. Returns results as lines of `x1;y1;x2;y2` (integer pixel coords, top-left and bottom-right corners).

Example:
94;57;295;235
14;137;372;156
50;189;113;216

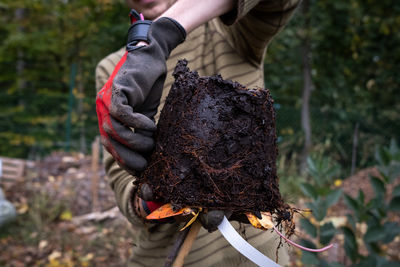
96;10;186;174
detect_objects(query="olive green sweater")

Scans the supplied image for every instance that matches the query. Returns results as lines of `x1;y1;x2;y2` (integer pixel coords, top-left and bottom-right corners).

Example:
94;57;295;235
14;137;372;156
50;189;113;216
96;0;299;266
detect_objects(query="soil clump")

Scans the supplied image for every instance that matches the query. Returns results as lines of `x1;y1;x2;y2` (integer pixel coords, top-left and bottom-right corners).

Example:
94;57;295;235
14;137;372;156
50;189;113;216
139;60;289;218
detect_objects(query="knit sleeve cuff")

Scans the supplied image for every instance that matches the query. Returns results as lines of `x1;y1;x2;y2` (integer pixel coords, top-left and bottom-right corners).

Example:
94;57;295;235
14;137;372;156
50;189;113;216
220;0;260;25
125;185;148;226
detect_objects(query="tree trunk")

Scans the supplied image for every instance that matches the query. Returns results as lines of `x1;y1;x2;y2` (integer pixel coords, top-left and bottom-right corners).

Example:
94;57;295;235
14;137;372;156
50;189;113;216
299;0;314;173
77;61;86;154
15;8;27;107
350;122;359;175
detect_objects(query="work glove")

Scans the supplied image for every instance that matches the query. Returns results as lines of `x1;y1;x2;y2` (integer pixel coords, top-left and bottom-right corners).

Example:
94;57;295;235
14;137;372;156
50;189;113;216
96;9;186;174
199;210;228;232
199;210;252;232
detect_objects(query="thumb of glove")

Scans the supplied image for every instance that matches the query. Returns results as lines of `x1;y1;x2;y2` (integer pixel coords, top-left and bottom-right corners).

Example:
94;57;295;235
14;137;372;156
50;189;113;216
199;210;232;233
138;183;154;201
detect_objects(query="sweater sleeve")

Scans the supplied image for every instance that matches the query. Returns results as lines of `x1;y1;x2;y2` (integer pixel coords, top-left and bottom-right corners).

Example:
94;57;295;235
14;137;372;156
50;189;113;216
95;48;148;227
218;0;300;66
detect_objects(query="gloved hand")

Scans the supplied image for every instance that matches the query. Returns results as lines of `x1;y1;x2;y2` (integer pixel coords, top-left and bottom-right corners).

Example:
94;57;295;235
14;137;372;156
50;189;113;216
199;210;228;232
96;9;186;174
138;183;154;201
199;210;252;232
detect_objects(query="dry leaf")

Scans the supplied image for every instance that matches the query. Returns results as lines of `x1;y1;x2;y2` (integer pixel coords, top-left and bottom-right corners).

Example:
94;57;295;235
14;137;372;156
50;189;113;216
60;210;72;221
258;212;274;229
48;251;61;261
39;240;48;250
17;203;29;214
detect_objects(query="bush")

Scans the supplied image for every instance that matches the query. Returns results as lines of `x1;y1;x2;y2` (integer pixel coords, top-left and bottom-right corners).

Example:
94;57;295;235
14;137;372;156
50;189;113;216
299;140;400;266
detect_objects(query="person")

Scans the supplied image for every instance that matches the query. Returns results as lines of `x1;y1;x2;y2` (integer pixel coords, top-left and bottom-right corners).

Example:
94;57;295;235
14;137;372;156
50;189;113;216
95;0;299;265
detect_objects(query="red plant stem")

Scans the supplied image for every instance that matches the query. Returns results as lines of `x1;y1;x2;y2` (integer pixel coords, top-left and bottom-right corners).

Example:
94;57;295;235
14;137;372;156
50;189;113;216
273;225;334;253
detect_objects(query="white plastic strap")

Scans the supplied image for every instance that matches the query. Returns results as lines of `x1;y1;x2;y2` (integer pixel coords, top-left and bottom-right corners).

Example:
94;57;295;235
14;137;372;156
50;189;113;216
218;216;281;267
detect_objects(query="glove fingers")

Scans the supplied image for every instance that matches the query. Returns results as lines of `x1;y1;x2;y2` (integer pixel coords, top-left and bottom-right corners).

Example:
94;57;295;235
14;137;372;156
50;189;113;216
135;129;154;138
105;116;154;153
199;210;225;233
138;183;154;201
108;137;149;172
110;102;156;131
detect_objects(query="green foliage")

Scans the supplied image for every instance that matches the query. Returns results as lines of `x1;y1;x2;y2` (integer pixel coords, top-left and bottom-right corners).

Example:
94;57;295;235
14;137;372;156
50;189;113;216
342;141;400;265
266;0;400;170
0;0;128;158
298;156;342;266
299;142;400;266
278;153;306;200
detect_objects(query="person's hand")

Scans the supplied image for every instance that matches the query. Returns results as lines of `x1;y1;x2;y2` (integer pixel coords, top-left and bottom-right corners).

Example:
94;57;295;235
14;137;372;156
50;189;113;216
199;210;228;232
134;183;166;220
199;210;251;232
96;9;186;174
135;183;185;223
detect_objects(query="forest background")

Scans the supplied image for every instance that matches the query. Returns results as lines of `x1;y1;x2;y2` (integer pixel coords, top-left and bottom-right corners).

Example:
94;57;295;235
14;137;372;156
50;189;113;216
0;0;399;175
0;0;399;266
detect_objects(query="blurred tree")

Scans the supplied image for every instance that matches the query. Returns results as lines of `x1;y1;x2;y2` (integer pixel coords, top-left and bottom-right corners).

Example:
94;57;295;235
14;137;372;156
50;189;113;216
0;0;399;165
0;0;128;158
265;0;400;172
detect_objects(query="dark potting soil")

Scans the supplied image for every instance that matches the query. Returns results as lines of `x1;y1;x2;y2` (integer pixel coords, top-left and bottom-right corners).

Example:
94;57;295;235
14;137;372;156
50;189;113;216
139;60;289;217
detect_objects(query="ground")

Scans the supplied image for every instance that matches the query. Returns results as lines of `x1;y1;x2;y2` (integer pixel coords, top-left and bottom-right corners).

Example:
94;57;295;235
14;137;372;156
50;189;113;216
0;152;135;267
1;152;399;266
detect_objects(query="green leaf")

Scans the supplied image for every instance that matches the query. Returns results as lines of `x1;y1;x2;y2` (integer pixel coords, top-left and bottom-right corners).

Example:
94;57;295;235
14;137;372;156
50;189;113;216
300;238;317;249
389;139;399;155
307;157;317;176
342;226;359;262
328;263;345;267
320;222;336;245
388;196;400;211
302;251;319;265
300;183;318;200
300;218;317;238
382;222;400;243
346;214;356;229
370;176;385;199
381;261;400;267
392;185;400;198
375;146;391;166
364;225;386;243
353;256;378;267
306;198;328;221
357;190;365;205
300;239;319;265
325;189;342;207
344;194;359;212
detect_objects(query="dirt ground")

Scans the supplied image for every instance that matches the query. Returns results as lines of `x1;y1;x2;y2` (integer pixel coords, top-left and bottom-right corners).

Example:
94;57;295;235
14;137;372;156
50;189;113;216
1;152;399;266
0;152;135;266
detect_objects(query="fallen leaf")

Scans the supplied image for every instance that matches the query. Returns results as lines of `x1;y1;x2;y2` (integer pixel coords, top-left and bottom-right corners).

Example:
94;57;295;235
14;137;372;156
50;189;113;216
84;253;94;261
60;210;72;221
39;240;48;250
46;259;61;267
48;251;62;261
17;203;29;214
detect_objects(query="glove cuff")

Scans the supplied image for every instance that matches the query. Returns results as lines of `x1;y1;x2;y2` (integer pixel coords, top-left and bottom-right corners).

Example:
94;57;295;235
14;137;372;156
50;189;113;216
127;20;152;50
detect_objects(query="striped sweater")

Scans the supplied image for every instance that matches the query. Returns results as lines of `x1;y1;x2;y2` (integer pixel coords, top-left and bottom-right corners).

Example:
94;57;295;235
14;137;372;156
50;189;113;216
95;0;299;266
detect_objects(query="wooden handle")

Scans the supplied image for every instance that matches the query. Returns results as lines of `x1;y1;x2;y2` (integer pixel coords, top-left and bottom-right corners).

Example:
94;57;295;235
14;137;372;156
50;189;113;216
172;220;202;267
